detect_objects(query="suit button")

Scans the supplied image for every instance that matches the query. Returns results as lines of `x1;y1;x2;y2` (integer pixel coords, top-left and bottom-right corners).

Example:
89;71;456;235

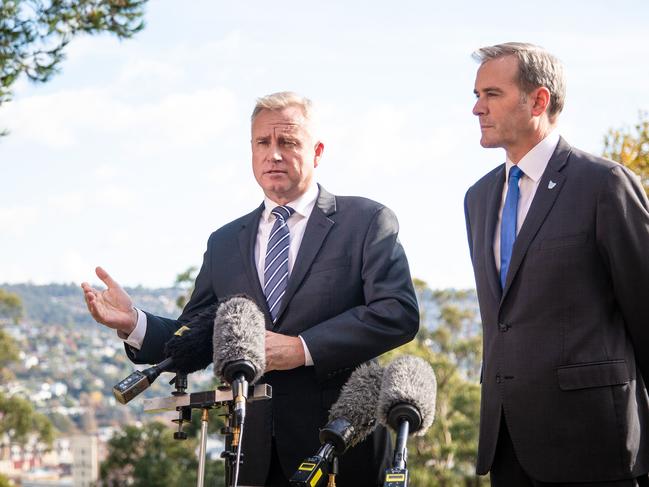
495;374;502;384
498;322;510;332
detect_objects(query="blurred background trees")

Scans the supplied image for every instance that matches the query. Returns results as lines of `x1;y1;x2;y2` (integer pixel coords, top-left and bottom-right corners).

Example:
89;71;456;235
100;421;224;487
0;289;54;485
0;0;147;134
604;111;649;194
383;281;485;487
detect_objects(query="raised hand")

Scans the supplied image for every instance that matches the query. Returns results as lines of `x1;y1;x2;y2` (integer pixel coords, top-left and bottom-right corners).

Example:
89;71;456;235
81;266;138;336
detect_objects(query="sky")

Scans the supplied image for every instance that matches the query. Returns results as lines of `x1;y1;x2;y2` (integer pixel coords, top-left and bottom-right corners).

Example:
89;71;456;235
1;0;648;291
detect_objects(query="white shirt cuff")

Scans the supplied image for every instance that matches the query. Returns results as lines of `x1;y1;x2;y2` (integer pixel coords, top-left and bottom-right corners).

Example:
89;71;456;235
299;335;314;366
118;308;147;350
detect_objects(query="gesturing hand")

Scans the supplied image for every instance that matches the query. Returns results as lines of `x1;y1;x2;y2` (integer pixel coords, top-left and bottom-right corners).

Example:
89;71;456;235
81;266;138;336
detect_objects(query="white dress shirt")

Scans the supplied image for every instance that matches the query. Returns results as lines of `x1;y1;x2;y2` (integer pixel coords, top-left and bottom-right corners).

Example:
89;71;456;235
123;183;319;366
255;184;319;366
493;131;560;271
254;184;318;290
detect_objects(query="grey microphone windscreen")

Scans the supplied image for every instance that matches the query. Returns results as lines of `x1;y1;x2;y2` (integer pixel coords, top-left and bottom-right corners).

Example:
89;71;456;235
327;361;384;447
212;295;266;385
377;355;437;436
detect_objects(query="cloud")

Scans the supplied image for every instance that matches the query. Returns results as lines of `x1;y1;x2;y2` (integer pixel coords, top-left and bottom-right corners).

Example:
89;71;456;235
116;58;184;87
2;85;239;155
48;192;85;216
58;250;92;283
0;206;40;238
93;185;136;209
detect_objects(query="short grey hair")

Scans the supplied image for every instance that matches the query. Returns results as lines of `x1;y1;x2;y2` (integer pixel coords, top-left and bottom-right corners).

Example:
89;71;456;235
250;91;313;123
472;42;566;120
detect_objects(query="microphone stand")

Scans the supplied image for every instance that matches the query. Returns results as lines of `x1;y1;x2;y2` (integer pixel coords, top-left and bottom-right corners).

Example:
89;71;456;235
382;420;409;486
290;417;352;486
143;382;272;487
383;404;421;487
327;456;339;487
221;401;244;487
289;443;338;487
230;375;249;486
194;407;211;487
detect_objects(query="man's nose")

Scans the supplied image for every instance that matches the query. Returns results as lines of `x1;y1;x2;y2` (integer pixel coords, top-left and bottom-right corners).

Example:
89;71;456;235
268;142;282;162
472;97;486;116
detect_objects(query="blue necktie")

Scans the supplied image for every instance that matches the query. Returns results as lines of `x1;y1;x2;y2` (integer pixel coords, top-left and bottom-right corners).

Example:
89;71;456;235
264;206;295;322
500;165;524;289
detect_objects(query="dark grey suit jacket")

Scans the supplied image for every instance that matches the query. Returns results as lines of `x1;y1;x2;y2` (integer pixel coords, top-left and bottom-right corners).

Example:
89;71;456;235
127;185;419;486
464;138;649;483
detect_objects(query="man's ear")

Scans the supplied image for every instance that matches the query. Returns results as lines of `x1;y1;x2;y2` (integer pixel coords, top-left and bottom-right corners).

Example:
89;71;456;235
313;141;324;168
531;86;551;117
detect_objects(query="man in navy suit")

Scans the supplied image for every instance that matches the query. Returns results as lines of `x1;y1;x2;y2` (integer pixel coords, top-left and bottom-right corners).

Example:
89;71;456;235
465;42;649;486
83;92;419;486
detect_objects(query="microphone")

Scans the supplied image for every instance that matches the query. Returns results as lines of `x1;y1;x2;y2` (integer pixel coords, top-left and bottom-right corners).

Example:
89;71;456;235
164;303;220;374
212;295;266;421
113;303;220;404
112;357;174;405
212;295;266;487
290;361;384;487
377;355;437;486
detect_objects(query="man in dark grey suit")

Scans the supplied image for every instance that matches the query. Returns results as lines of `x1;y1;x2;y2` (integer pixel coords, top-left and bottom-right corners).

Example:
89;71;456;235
82;92;419;486
465;42;649;486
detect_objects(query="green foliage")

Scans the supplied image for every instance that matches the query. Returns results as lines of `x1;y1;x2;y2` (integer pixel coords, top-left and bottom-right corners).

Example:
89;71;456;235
0;391;55;446
100;420;225;487
175;266;197;310
0;290;56;449
0;288;22;381
603;111;649;194
0;329;20;381
0;473;13;487
0;0;147;134
0;288;22;322
382;283;486;486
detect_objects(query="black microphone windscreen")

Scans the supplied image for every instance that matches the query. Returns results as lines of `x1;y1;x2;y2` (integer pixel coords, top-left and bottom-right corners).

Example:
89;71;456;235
164;303;220;375
377;355;437;435
327;361;384;447
212;295;266;385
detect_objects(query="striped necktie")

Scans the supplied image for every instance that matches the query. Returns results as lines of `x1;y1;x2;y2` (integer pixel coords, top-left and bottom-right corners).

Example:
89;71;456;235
264;205;295;322
500;165;524;289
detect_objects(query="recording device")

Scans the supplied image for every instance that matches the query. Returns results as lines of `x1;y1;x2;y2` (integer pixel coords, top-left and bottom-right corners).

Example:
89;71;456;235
112;303;220;405
212;295;266;486
377;355;437;487
164;303;220;372
290;361;384;487
212;295;266;423
113;357;174;404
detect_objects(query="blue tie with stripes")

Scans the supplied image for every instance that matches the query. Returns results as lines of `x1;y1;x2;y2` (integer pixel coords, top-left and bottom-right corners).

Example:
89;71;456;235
264;205;295;322
500;165;524;289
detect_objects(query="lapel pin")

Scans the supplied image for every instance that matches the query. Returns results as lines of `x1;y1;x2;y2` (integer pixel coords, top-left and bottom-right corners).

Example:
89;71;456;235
548;180;557;189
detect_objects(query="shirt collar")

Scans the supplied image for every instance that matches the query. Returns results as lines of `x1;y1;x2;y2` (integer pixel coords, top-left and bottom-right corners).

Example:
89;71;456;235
262;183;319;222
506;130;560;183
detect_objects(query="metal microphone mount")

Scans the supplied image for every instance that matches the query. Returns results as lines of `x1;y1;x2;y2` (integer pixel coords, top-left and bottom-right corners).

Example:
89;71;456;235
144;382;272;487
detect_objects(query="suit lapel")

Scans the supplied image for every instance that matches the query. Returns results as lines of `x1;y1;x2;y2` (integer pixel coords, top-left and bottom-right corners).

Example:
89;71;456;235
274;185;336;323
501;138;572;299
485;166;506;302
237;204;270;322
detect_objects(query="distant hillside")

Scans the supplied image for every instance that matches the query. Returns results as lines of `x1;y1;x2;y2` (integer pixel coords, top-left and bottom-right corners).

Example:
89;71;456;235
1;282;181;326
0;282;195;432
0;281;479;434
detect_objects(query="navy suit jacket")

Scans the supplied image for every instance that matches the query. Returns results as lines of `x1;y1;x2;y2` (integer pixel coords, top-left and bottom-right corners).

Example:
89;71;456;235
127;185;419;486
465;138;649;482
